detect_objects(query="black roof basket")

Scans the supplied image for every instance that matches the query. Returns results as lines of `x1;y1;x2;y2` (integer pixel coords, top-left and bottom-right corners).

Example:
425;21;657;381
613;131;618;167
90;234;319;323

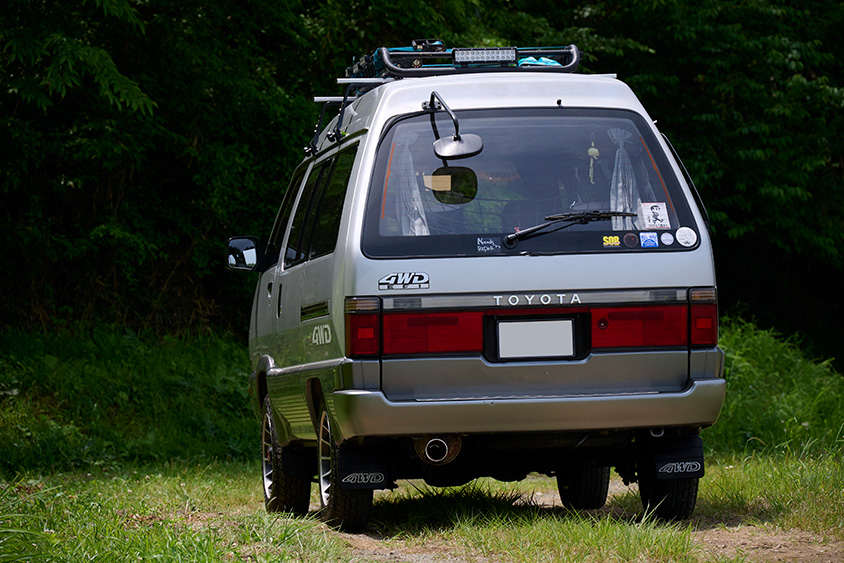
346;40;581;80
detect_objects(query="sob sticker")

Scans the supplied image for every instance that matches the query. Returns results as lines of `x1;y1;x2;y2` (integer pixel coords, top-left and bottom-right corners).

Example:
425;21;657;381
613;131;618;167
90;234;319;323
603;235;620;247
641;202;671;230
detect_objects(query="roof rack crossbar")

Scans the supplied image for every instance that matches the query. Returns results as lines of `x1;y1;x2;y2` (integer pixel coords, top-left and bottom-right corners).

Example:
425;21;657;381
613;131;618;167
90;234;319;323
313;96;351;103
336;78;392;85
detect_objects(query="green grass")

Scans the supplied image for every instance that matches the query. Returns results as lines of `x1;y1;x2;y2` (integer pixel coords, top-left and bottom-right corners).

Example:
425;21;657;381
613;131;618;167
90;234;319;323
2;315;844;561
0;324;257;476
4;454;841;562
1;461;349;563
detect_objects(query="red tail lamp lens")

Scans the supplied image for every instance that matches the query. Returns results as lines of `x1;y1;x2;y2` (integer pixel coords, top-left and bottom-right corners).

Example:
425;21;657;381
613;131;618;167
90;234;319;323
346;312;380;357
345;298;381;357
690;303;718;347
383;311;483;355
591;305;688;349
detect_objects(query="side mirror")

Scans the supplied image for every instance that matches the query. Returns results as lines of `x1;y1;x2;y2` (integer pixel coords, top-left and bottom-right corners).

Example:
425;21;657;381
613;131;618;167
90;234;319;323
226;236;263;272
425;167;478;205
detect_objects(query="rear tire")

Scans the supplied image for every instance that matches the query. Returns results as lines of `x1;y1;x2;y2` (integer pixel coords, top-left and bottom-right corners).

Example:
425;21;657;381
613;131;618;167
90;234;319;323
639;472;698;521
318;408;373;531
557;464;610;510
261;396;311;514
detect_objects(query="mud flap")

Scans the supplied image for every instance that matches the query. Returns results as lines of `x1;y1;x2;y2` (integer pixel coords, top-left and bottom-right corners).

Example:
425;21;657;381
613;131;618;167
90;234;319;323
336;445;391;490
646;435;705;481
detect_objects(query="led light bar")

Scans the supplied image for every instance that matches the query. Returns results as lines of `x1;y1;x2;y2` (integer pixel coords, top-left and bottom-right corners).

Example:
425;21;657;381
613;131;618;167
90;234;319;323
453;47;517;65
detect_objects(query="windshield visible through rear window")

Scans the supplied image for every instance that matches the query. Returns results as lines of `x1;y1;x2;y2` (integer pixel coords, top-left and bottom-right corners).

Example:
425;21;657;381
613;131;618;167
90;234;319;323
362;108;700;258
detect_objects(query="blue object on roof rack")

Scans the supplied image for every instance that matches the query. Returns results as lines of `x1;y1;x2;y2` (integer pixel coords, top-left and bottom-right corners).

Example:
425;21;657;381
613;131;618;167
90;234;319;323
518;56;563;67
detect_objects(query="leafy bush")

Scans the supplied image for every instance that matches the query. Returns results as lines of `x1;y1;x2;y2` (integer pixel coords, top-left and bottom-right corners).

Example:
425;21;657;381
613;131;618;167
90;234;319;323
0;325;256;476
3;317;842;476
704;317;844;455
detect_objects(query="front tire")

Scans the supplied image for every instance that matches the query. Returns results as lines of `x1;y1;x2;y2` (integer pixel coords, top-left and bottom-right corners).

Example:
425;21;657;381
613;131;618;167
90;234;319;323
318;409;373;531
261;396;311;514
557;464;610;510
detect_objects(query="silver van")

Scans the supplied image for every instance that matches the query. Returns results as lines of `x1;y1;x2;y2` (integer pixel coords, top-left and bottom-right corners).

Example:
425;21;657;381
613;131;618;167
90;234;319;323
227;41;725;531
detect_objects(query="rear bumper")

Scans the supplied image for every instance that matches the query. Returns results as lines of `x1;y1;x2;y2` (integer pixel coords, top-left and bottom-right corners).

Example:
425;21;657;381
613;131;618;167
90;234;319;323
331;377;726;441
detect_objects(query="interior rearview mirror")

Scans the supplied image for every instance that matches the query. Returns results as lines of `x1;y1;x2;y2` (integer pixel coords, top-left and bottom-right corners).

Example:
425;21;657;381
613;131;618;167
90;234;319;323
433;133;483;159
425;167;479;205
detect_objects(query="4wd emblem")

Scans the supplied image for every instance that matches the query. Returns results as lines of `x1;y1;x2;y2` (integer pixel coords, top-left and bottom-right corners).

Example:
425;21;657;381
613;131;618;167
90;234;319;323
658;461;702;475
379;272;429;290
341;472;385;484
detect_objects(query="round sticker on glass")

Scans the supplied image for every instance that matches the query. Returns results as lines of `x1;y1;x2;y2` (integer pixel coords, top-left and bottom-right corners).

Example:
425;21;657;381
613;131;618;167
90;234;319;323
676;227;698;247
623;233;639;248
660;232;675;246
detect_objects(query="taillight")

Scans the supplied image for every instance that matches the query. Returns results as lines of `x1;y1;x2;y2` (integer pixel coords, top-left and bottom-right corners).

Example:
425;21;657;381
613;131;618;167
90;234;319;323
345;298;484;357
690;287;718;347
591;305;688;349
383;311;483;355
345;297;381;357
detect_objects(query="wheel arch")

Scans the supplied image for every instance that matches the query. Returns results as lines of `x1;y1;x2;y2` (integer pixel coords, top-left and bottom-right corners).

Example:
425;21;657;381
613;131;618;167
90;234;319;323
254;354;274;407
305;377;326;435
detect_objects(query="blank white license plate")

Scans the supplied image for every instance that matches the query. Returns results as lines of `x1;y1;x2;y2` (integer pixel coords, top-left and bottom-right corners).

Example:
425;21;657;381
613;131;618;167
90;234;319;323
498;320;574;359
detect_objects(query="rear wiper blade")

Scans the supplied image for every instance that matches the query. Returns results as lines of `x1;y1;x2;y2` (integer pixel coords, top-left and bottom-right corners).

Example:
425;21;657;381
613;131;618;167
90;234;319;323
502;210;636;248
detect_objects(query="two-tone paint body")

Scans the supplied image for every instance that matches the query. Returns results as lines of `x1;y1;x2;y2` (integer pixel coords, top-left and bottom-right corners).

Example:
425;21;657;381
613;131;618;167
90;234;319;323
246;72;724;453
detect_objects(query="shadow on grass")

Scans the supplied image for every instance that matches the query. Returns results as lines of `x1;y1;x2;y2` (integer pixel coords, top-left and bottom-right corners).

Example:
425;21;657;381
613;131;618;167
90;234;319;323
365;482;646;538
362;479;786;539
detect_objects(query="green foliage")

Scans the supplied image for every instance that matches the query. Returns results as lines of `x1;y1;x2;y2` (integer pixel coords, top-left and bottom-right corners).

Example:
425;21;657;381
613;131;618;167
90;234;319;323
704;317;844;455
0;325;256;476
1;0;316;330
3;317;841;476
2;0;843;365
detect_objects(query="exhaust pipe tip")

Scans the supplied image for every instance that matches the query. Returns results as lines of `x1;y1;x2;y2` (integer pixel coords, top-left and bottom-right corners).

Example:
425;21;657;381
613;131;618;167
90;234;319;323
425;438;449;463
414;435;462;465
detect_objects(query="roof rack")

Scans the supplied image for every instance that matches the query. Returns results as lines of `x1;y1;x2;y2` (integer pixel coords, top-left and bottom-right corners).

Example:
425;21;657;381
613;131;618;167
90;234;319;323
306;40;583;155
346;39;581;80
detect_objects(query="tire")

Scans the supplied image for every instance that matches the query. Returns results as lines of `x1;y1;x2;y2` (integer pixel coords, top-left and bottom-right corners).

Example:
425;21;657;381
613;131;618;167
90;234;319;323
261;396;311;514
556;464;610;510
317;408;373;531
639;472;699;521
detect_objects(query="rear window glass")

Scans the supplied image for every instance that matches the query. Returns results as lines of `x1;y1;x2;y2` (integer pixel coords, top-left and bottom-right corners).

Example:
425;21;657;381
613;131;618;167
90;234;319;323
362;108;700;258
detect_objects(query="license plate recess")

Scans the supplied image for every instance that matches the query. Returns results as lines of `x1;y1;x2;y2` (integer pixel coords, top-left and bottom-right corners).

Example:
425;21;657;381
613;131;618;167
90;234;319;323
497;319;574;359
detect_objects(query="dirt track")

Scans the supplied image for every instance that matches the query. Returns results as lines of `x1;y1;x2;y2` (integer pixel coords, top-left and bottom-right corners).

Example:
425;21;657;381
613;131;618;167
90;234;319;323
333;479;844;563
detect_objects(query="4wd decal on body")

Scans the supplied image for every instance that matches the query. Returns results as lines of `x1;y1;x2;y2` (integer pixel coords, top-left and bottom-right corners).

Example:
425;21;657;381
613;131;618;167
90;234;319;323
378;272;429;290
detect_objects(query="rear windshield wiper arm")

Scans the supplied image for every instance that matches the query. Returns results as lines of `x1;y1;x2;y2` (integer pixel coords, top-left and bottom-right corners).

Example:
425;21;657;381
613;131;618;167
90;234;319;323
502;210;636;248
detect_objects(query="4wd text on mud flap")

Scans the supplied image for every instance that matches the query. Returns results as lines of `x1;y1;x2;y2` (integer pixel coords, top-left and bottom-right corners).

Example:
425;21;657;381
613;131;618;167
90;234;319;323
341;472;385;484
658;461;702;474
